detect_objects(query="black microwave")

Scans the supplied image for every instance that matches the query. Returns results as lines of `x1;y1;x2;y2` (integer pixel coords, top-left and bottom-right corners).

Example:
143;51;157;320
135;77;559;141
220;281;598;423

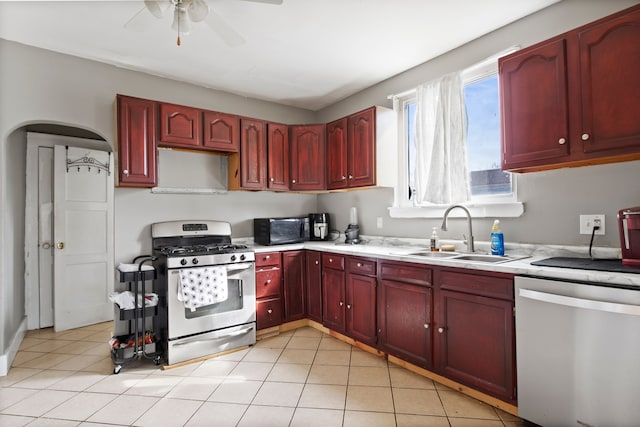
253;217;309;246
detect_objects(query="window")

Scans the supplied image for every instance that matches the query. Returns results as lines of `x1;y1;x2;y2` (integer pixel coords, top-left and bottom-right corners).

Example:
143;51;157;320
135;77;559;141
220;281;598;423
390;51;523;218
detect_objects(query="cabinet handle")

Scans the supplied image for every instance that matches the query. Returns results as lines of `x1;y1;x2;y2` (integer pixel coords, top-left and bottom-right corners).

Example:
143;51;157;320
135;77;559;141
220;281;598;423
348;175;353;179
356;262;362;267
423;323;429;329
315;260;319;265
558;137;566;145
329;258;333;263
438;327;445;333
265;279;271;285
341;175;346;180
265;255;270;260
123;169;129;175
56;242;65;249
347;304;351;309
292;179;296;184
270;177;274;182
267;309;273;314
581;133;590;141
339;301;344;307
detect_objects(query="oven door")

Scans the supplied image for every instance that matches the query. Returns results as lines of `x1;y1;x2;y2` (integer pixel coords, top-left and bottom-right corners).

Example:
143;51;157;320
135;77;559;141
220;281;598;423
167;261;256;340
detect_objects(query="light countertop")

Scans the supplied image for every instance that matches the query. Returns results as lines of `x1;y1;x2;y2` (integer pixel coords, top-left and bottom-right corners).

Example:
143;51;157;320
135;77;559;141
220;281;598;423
236;236;640;288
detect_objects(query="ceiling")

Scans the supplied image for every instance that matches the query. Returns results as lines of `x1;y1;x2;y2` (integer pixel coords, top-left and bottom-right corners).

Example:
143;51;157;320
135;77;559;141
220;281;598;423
0;0;560;111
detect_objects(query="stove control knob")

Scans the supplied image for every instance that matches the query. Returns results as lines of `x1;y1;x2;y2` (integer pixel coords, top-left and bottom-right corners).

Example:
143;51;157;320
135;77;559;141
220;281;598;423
180;259;187;266
192;258;199;265
240;254;246;261
231;255;237;262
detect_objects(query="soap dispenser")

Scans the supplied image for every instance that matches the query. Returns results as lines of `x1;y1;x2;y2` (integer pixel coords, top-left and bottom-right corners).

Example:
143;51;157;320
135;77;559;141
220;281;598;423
430;227;440;252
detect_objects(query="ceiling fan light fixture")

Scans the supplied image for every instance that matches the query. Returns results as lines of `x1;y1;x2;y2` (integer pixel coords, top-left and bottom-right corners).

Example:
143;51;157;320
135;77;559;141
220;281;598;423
172;6;191;34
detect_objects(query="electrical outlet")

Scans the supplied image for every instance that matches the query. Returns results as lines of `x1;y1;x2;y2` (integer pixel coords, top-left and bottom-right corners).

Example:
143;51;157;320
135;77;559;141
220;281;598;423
376;217;383;229
579;214;605;235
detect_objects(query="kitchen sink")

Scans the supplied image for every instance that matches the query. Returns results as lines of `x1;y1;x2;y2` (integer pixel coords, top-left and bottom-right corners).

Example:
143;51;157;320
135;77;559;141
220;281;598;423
408;251;459;258
451;254;518;263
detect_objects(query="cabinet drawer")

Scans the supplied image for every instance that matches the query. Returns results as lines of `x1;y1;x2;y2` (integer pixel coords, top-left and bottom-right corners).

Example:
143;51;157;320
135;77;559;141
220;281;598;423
256;267;282;298
347;257;377;276
439;269;514;301
322;253;345;271
256;252;282;268
256;297;282;330
380;261;432;287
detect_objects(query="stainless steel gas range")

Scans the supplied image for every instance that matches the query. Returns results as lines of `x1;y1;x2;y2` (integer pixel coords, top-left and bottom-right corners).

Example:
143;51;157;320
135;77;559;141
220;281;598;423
152;220;256;366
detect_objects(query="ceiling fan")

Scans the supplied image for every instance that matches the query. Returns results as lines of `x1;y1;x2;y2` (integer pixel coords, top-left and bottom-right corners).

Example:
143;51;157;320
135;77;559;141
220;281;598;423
126;0;283;46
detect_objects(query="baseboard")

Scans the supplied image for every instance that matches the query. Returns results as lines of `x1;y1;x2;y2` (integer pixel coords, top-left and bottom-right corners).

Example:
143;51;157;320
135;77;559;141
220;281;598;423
0;317;28;376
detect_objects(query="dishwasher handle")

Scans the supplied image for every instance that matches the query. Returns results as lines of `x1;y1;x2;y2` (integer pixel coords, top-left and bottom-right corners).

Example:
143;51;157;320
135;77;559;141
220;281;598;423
519;288;640;316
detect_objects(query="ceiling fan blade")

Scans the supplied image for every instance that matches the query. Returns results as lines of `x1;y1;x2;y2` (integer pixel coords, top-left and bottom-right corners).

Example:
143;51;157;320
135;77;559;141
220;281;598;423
144;0;166;18
237;0;283;4
188;0;210;22
205;9;246;47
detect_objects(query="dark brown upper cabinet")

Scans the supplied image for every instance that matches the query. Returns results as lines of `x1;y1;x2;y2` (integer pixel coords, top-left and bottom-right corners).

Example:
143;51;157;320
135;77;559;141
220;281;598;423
116;95;158;187
500;4;640;172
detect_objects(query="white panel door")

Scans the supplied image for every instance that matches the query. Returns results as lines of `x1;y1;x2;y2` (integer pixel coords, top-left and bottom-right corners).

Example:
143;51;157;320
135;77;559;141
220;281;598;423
53;145;114;331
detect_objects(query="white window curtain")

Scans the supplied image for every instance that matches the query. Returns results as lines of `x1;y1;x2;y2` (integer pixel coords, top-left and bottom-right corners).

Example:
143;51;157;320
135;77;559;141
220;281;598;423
414;71;470;205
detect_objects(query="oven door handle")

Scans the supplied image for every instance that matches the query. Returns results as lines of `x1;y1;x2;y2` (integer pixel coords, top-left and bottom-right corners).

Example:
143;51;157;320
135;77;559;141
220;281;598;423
171;326;255;347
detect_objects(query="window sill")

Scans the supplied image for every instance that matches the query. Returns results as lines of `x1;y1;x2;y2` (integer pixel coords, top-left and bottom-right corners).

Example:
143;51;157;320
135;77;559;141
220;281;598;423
388;202;524;219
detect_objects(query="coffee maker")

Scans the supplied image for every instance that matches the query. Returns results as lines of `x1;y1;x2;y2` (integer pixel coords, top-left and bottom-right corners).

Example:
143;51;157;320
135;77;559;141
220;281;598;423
309;213;330;241
618;207;640;267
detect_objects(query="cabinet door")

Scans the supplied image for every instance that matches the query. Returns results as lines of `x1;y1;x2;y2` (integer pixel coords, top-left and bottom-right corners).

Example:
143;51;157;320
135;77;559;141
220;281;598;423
282;251;306;321
347;108;376;188
346;273;377;345
322;267;346;333
290;125;326;191
326;118;348;190
267;123;290;191
240;119;267;190
202;111;240;152
305;251;323;323
434;289;515;401
578;8;640;154
116;95;157;187
378;279;432;369
158;102;202;148
499;38;570;170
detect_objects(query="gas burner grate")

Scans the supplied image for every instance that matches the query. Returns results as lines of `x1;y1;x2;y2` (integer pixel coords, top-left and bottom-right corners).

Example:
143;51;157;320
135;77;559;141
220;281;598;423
159;243;250;256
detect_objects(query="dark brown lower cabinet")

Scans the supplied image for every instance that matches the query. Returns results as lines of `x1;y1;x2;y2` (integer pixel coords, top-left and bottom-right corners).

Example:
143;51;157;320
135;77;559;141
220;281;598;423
378;261;433;369
378;279;432;368
434;269;516;402
282;250;306;322
345;272;377;345
305;251;323;323
322;255;346;333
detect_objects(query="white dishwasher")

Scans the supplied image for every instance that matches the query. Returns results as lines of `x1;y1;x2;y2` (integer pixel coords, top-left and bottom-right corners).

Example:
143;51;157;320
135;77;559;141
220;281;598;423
515;275;640;427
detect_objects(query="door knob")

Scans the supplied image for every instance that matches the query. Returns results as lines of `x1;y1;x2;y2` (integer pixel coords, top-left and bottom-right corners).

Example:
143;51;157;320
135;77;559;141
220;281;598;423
41;242;51;250
56;242;65;249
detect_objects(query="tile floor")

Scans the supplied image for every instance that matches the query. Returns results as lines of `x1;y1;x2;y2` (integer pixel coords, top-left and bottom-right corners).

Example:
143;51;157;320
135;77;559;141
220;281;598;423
0;322;527;426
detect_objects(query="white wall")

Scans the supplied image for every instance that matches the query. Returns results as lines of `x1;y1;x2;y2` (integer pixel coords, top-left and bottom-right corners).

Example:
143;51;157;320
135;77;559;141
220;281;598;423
317;0;640;248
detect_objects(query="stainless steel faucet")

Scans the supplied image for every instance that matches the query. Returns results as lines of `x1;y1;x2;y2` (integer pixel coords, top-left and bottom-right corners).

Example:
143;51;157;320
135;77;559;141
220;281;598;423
440;204;475;253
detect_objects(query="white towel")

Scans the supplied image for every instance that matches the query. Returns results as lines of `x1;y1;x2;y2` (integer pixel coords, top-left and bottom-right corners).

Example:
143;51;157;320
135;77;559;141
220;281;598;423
178;267;228;312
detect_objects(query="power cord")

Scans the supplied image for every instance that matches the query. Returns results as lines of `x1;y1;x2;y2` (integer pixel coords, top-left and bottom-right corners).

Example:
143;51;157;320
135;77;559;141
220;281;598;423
589;224;600;260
